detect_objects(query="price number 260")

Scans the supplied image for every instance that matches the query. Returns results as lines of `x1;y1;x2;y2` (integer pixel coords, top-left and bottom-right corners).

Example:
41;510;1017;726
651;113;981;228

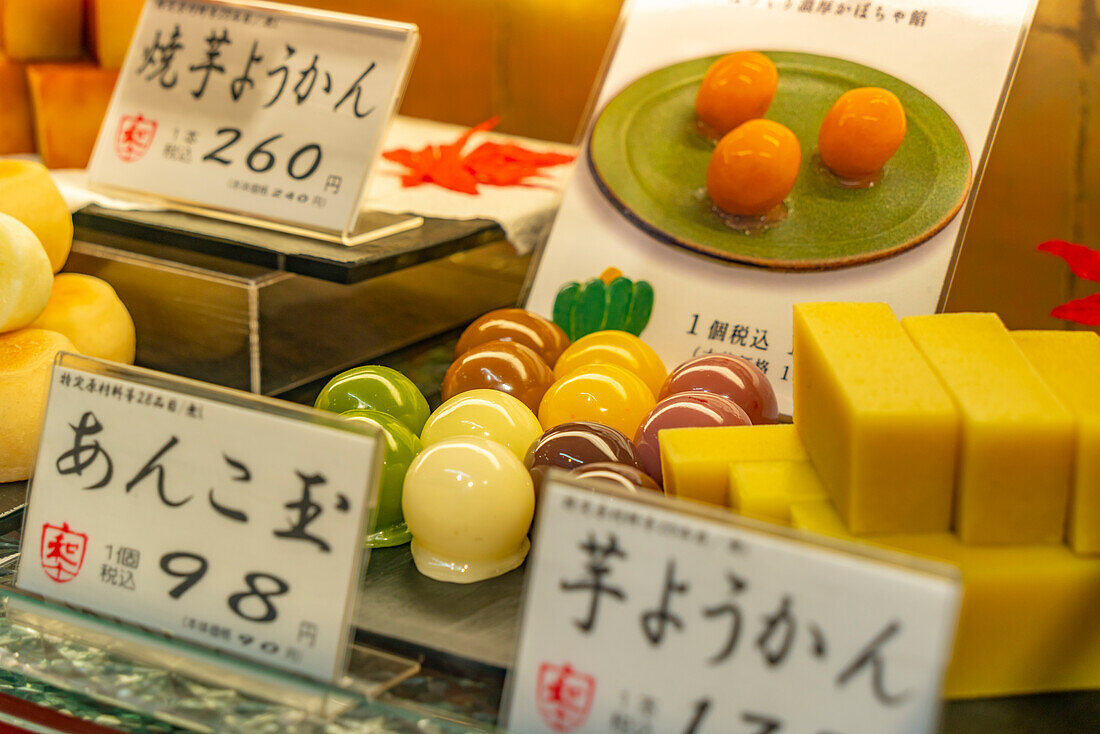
203;127;323;181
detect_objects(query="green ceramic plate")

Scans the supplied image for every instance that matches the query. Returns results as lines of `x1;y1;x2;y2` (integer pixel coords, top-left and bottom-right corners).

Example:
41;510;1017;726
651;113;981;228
588;52;972;270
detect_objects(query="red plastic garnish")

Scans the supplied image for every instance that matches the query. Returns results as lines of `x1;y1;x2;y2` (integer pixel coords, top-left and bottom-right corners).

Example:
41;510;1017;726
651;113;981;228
1038;240;1100;282
1038;239;1100;325
1051;294;1100;326
382;117;575;195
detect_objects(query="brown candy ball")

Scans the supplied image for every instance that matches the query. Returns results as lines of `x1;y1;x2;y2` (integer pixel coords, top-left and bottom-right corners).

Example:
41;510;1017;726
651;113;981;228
442;340;555;414
455;308;570;367
571;462;661;494
525;421;642;503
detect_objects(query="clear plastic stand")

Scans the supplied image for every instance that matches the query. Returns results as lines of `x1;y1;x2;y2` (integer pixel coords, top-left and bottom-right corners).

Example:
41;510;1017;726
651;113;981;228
0;584;438;732
86;0;423;248
10;355;429;731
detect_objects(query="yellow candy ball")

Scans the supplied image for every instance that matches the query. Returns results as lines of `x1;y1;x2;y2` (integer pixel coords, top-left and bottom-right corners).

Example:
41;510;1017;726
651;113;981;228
818;87;907;179
539;363;656;438
707;119;802;217
553;330;667;397
420;389;543;461
402;436;535;583
695;51;779;137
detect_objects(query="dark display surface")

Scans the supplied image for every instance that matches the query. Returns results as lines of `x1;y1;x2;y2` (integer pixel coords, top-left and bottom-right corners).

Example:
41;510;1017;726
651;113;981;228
73;206;503;284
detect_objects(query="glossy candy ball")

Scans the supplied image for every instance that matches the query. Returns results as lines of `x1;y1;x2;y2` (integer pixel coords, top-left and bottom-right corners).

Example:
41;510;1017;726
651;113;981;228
402;436;535;583
442;340;555;414
695;51;779;138
526;421;641;472
538;363;656;438
455;308;570;367
314;365;430;435
526;421;642;497
340;409;422;547
420;389;543;461
553;330;667;397
570;462;661;494
660;354;779;425
634;392;752;484
818;87;907;179
707;119;802;217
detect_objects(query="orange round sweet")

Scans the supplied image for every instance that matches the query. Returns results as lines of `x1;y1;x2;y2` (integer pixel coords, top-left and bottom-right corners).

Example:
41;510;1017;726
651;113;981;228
818;87;907;179
695;52;778;138
706;119;802;217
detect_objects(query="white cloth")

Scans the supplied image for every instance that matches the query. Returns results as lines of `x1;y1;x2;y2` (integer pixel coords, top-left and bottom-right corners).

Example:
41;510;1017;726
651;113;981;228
36;116;578;254
366;116;578;254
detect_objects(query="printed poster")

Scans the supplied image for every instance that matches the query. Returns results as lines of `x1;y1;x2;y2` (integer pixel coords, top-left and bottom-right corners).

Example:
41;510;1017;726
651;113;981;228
525;0;1038;414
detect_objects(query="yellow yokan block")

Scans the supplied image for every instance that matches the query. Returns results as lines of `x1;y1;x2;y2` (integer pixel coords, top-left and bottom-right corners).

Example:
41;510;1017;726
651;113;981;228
886;533;1100;699
728;460;826;524
1;0;84;61
0;54;33;154
789;498;856;540
89;0;145;70
793;303;958;535
660;424;806;507
26;63;118;169
1013;330;1100;554
902;313;1075;545
790;498;1100;699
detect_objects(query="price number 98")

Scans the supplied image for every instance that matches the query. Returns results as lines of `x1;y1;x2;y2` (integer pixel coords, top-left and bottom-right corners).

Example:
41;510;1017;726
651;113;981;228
161;551;289;624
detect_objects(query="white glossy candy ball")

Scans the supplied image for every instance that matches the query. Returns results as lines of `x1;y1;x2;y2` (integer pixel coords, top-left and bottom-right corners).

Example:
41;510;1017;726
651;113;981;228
402;436;535;583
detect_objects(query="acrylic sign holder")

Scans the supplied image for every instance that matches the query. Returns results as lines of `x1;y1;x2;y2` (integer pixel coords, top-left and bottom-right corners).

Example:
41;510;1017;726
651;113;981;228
7;355;426;731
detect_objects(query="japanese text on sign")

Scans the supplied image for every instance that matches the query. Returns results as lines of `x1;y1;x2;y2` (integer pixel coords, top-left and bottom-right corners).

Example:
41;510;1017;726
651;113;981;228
506;479;960;734
685;313;789;381
88;0;418;235
19;359;382;682
731;1;930;26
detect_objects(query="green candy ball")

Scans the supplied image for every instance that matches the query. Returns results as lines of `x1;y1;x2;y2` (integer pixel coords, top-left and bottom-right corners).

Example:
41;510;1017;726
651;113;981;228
315;365;430;435
340;409;423;548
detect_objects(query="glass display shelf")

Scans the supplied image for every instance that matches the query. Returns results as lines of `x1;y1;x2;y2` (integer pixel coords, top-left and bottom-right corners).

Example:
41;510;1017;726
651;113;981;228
0;557;501;733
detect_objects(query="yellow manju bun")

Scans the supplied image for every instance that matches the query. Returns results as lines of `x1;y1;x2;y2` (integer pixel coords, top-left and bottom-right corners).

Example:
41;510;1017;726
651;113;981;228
0;328;77;482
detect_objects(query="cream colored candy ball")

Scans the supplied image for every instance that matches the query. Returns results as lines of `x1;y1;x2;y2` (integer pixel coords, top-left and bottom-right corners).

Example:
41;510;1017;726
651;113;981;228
420;389;543;461
0;212;53;333
0;329;78;482
0;160;73;273
30;273;136;364
402;436;535;583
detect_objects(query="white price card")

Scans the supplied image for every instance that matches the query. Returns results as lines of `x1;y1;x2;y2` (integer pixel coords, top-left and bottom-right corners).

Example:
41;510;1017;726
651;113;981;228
504;478;961;734
17;354;383;683
88;0;418;238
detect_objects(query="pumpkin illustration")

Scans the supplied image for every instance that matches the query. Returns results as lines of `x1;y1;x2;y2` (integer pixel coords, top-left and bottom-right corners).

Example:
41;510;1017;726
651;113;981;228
552;268;655;341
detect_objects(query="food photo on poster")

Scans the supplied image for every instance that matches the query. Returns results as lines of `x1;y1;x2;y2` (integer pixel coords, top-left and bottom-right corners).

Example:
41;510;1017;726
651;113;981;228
1;0;1100;732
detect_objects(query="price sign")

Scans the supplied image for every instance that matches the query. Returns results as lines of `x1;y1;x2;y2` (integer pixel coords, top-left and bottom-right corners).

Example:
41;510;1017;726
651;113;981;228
504;478;961;734
17;355;382;683
88;0;418;238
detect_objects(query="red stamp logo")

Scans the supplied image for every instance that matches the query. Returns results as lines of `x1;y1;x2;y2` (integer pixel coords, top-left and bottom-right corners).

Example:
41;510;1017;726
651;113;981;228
537;662;596;732
115;114;157;162
41;522;88;583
